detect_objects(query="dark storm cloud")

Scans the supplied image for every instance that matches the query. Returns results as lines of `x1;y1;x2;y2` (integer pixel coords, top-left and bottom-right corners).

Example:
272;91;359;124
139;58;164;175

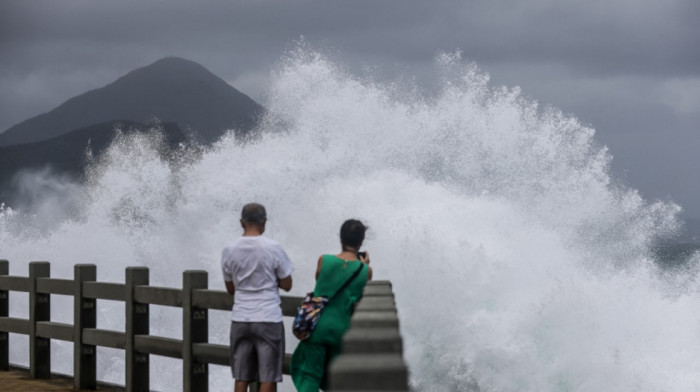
3;0;694;73
2;0;696;83
1;0;699;222
447;1;699;77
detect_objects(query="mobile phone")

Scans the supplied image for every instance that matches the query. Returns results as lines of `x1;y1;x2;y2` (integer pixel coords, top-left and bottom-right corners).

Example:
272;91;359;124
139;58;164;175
357;251;367;259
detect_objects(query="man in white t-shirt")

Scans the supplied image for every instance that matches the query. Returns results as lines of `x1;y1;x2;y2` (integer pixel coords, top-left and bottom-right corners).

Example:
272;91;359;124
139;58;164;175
221;203;293;392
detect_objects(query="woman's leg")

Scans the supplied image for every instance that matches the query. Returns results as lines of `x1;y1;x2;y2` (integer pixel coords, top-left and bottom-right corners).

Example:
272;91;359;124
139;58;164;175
291;341;326;392
319;344;343;390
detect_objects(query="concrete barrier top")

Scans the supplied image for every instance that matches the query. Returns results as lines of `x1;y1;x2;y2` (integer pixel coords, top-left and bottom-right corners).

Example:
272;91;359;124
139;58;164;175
350;310;400;329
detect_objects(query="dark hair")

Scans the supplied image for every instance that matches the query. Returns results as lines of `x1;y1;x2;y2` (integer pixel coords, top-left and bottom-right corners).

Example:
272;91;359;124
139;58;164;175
241;203;267;225
340;219;367;250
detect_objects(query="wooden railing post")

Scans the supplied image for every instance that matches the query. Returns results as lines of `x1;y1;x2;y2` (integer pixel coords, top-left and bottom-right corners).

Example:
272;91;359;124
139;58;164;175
74;264;97;389
0;260;8;371
0;262;363;390
126;267;149;392
183;270;208;392
29;261;50;379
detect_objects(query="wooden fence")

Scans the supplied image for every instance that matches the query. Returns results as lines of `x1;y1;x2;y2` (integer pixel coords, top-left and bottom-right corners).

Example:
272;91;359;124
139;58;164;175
0;260;408;391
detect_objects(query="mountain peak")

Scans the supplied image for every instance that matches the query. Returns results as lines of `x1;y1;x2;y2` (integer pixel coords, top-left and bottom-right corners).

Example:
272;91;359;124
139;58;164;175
121;57;218;81
153;56;201;66
0;58;263;146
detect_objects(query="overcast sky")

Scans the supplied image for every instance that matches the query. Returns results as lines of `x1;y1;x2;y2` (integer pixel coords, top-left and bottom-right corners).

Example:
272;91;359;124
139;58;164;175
1;0;699;223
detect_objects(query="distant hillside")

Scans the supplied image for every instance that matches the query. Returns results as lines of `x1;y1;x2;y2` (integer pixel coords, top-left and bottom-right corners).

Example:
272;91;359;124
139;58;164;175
0;121;186;204
0;57;263;146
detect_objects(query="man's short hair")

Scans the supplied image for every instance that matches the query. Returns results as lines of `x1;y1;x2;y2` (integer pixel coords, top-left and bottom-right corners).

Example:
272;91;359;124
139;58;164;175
241;203;267;225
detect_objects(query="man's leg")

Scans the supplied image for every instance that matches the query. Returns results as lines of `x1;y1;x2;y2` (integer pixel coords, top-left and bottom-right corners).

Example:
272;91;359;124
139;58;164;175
258;381;277;392
231;322;257;390
253;322;285;386
234;380;249;392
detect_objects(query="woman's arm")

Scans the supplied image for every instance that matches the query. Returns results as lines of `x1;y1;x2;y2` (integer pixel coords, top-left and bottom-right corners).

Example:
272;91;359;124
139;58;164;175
315;255;323;280
359;251;373;281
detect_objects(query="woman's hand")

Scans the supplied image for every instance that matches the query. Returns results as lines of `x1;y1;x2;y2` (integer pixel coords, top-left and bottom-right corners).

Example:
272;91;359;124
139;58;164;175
359;251;370;265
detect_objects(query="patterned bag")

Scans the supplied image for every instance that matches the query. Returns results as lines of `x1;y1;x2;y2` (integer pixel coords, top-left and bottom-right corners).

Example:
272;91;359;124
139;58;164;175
292;293;329;340
292;263;364;340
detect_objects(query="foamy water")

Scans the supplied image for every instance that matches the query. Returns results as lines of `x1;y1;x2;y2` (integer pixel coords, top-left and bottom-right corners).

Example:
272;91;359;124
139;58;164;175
2;49;699;391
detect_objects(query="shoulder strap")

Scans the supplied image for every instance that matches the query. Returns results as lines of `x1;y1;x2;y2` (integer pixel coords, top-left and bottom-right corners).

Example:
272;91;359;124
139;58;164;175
329;263;365;300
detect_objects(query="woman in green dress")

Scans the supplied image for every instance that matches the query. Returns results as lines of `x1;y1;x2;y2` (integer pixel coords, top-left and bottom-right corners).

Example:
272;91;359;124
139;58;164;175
291;219;373;391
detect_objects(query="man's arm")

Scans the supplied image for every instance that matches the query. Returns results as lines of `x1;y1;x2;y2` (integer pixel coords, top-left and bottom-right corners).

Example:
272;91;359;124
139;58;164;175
221;247;235;295
278;275;292;292
275;244;293;291
224;280;235;295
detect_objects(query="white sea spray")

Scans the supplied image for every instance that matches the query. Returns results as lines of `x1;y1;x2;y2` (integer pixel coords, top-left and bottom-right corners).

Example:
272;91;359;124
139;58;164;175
1;49;698;391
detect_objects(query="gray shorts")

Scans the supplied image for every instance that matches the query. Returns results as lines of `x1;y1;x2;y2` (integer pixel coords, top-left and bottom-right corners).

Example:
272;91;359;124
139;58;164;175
229;321;285;382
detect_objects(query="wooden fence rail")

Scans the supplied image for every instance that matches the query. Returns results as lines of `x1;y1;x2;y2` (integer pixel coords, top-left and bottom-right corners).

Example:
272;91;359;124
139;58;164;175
0;259;409;391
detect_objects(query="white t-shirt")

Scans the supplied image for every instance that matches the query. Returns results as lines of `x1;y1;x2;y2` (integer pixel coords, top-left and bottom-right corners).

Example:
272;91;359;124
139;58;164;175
221;235;293;322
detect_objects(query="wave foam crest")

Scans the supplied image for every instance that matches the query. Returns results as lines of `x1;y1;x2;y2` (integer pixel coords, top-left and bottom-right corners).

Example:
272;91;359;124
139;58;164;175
1;49;697;391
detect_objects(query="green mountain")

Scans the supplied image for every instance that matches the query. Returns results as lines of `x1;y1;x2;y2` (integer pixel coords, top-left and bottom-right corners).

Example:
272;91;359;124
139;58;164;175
0;57;263;146
0;120;187;204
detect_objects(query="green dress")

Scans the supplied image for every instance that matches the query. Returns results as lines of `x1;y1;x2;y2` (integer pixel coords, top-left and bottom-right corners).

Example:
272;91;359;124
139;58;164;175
291;255;369;391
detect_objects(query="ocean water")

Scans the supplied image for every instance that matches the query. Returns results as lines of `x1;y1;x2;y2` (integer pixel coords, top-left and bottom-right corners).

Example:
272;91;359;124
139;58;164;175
2;49;700;391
